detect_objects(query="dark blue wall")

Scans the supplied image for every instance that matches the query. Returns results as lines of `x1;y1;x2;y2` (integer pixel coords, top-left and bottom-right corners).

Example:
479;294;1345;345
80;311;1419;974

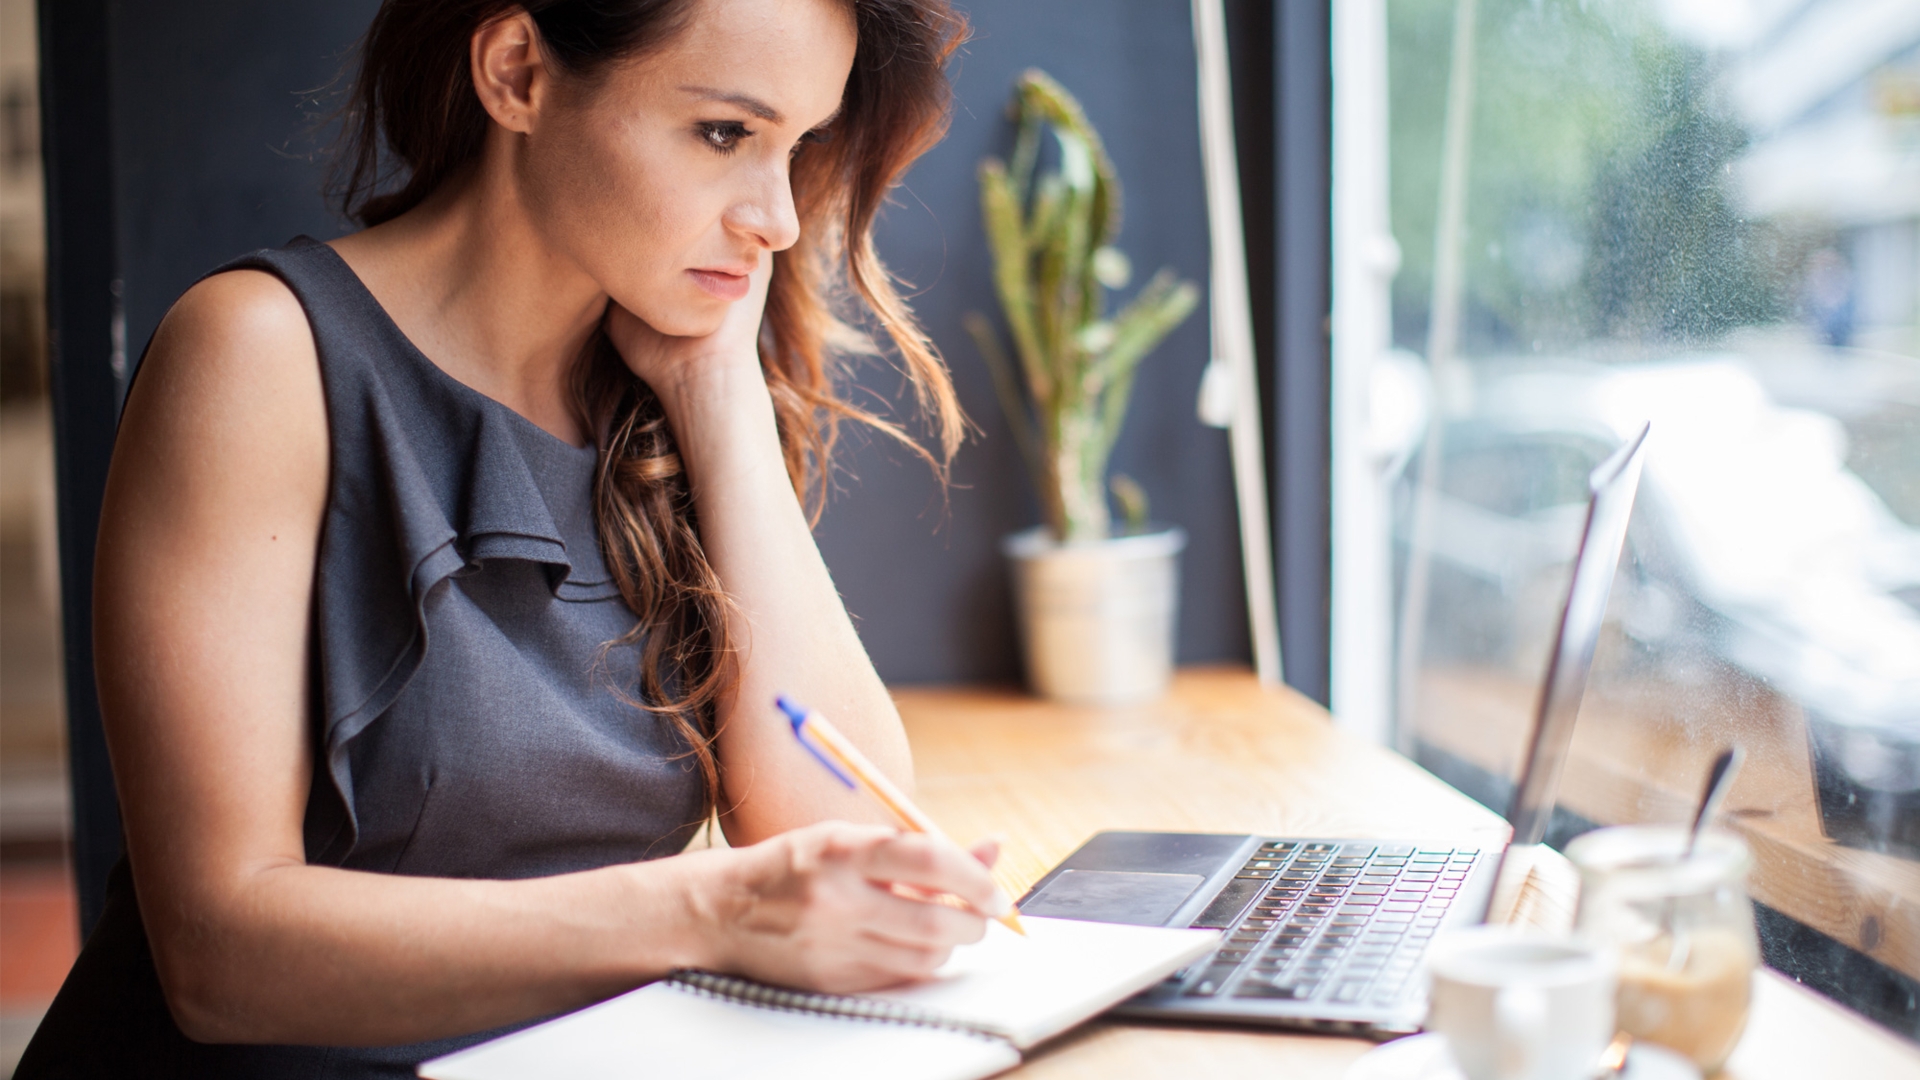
104;0;1249;686
818;0;1247;682
108;0;381;382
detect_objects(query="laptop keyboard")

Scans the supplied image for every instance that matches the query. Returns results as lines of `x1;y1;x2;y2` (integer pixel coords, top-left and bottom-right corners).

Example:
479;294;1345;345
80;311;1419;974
1178;841;1482;1007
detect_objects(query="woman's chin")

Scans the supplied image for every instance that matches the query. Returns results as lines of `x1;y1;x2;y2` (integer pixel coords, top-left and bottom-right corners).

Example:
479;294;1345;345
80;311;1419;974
624;301;728;340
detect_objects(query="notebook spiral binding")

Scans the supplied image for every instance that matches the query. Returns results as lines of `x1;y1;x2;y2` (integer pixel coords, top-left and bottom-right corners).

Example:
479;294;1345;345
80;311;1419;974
667;970;1009;1044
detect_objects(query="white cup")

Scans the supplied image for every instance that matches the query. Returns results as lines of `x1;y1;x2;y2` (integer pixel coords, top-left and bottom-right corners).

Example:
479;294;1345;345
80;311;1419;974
1424;926;1617;1080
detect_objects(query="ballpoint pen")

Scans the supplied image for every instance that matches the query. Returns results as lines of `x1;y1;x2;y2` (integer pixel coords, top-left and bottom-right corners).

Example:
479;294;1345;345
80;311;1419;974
778;695;1027;936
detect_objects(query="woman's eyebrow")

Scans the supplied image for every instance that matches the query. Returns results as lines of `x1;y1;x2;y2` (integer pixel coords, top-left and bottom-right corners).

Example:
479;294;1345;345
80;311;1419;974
679;85;783;124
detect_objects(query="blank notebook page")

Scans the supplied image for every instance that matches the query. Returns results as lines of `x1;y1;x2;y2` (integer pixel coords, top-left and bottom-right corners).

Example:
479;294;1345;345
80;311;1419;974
420;917;1218;1079
418;986;1019;1080
860;916;1220;1048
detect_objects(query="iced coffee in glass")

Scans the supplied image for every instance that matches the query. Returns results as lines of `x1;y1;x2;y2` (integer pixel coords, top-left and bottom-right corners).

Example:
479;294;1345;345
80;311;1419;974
1568;825;1759;1073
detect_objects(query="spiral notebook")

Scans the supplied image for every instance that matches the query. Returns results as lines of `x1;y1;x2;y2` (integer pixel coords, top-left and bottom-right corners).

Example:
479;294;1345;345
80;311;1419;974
418;916;1220;1080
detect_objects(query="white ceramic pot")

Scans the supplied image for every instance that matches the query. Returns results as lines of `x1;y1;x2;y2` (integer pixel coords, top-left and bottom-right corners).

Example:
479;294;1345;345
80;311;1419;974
1001;525;1186;705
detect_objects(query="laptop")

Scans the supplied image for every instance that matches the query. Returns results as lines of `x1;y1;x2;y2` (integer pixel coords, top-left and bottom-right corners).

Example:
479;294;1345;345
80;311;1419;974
1014;422;1650;1037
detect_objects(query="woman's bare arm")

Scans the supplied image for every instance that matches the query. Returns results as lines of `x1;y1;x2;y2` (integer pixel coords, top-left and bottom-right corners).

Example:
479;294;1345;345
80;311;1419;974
96;271;994;1045
606;259;919;847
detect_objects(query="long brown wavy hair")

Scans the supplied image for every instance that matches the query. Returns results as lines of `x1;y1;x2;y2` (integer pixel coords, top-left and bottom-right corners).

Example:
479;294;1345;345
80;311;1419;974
333;0;967;820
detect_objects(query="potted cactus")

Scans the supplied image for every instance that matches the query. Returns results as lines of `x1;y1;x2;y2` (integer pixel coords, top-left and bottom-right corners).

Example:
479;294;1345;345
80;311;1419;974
966;70;1200;704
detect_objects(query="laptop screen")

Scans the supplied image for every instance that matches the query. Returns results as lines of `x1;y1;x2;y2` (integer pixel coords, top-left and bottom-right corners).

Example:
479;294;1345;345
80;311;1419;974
1503;421;1651;850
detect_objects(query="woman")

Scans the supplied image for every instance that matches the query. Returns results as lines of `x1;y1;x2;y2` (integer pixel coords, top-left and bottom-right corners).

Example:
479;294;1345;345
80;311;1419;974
20;0;998;1075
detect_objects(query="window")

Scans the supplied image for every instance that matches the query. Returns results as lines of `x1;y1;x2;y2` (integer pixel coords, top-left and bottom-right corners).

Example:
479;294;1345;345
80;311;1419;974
1334;0;1920;1035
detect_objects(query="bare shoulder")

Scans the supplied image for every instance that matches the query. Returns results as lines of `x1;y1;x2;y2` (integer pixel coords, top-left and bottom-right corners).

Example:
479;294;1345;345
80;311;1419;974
108;268;329;537
142;268;319;401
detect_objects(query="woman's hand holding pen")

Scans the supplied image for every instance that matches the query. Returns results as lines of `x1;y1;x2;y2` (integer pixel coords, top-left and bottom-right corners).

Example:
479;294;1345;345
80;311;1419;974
685;822;1004;994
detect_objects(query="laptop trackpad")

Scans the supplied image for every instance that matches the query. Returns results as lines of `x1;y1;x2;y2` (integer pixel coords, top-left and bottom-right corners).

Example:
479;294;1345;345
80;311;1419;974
1020;869;1206;926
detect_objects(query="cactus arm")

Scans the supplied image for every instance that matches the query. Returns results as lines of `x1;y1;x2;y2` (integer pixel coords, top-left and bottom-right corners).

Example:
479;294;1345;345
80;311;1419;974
979;159;1052;407
1017;70;1122;242
1110;473;1150;532
1031;178;1078;408
1020;75;1119;343
1088;271;1201;394
1008;111;1041;207
1090;272;1201;462
1053;132;1097;381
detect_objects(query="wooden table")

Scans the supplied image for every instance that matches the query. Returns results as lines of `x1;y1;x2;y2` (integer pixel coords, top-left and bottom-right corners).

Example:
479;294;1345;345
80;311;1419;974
894;667;1920;1079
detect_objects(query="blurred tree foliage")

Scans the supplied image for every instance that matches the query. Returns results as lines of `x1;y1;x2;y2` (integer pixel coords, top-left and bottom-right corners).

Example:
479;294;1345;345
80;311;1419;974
1388;0;1790;357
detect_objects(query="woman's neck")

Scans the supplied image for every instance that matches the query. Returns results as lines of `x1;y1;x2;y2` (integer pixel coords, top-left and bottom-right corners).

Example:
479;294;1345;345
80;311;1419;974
329;165;607;448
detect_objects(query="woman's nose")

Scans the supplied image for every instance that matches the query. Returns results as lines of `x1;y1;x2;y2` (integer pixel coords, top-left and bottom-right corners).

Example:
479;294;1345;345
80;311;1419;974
728;162;802;253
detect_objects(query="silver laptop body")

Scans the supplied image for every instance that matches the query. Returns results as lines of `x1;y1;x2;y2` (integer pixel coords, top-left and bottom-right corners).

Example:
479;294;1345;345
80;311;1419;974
1015;424;1649;1037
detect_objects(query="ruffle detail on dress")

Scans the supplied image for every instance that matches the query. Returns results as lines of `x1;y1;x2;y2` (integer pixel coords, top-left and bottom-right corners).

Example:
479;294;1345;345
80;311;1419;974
220;239;632;860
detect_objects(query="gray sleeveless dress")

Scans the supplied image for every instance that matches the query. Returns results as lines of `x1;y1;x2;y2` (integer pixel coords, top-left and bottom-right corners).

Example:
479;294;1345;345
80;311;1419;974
20;238;708;1079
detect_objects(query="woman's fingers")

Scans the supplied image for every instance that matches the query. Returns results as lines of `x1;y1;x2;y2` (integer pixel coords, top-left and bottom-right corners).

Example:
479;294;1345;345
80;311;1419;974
601;259;768;396
857;885;988;949
711;247;773;341
853;832;1002;916
816;829;991;954
710;823;1006;993
969;836;1001;870
809;937;954;993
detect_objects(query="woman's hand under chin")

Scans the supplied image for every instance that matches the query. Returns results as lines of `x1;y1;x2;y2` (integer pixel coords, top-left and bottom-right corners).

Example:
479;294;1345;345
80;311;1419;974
603;254;774;418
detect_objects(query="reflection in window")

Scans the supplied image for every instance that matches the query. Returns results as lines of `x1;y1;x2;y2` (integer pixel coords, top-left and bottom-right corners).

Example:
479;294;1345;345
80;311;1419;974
1347;0;1920;1037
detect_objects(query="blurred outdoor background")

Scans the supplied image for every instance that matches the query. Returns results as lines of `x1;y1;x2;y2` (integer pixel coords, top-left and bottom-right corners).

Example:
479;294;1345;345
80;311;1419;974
0;0;77;1073
1373;0;1920;1035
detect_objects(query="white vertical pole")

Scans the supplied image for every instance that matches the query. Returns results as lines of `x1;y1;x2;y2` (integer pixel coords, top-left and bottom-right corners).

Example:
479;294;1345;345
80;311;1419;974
1192;0;1284;688
1331;0;1398;743
1394;0;1479;754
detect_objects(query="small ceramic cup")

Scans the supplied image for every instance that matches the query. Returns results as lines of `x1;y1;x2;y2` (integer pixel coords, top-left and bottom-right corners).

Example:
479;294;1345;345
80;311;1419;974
1425;926;1618;1080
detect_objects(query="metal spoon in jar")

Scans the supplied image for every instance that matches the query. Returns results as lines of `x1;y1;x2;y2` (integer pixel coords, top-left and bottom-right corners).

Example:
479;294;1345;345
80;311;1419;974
1668;746;1746;971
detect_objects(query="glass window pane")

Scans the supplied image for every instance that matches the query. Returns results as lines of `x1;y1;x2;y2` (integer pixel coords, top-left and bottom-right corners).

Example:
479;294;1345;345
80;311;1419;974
1374;0;1920;1035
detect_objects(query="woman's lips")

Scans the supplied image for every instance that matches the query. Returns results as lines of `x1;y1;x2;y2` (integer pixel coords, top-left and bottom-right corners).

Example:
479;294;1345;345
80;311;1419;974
687;268;751;301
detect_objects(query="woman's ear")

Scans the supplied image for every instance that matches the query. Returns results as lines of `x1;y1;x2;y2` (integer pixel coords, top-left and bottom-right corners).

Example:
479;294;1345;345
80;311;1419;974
470;10;548;135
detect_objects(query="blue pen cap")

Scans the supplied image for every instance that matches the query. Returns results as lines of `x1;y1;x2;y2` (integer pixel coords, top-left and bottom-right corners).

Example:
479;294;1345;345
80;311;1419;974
775;694;809;730
776;694;857;790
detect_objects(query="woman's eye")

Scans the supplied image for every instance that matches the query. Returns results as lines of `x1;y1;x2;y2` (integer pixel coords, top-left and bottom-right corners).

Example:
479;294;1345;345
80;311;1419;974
697;121;750;155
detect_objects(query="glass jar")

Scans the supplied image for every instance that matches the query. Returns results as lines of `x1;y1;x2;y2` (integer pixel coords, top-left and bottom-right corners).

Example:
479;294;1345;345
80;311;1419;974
1565;825;1758;1074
